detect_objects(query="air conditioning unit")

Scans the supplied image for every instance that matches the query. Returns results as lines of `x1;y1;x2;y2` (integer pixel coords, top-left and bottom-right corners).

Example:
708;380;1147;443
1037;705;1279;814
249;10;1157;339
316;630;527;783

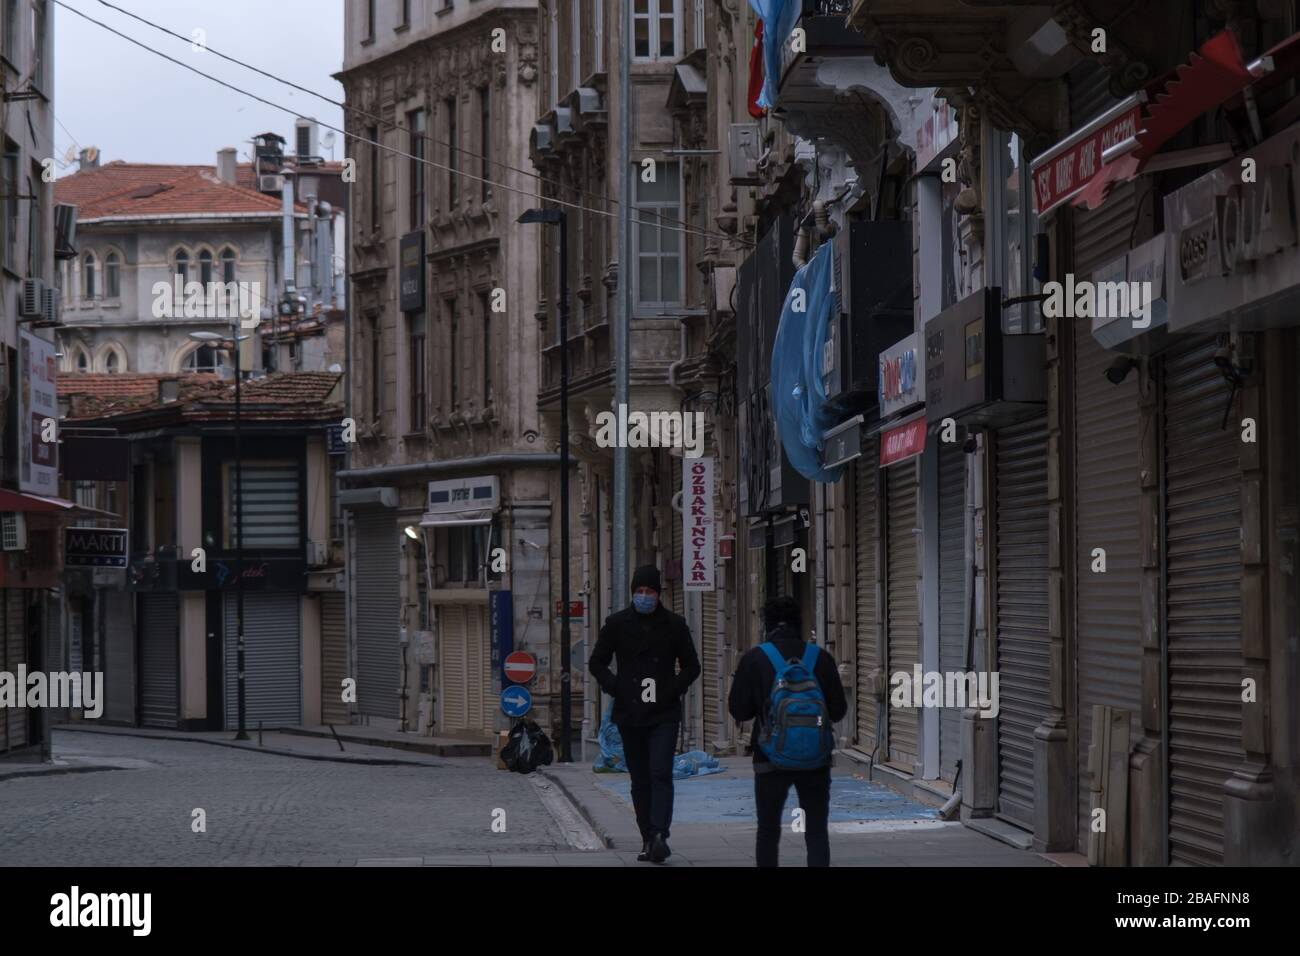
40;286;61;327
20;277;45;317
259;174;285;193
1;513;27;551
307;540;328;567
728;123;762;185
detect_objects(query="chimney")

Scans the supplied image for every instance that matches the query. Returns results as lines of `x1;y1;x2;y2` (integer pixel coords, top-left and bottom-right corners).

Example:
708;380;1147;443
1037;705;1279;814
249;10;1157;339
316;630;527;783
78;147;100;170
216;147;238;185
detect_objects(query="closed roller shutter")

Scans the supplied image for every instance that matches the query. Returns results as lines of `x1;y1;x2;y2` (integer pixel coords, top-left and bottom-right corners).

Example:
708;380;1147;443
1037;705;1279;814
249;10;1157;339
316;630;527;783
103;591;135;724
1163;335;1243;866
139;593;179;729
938;442;966;784
1073;314;1143;852
224;591;301;729
2;590;26;751
854;449;879;755
994;414;1051;829
885;459;920;771
353;510;399;719
701;587;720;748
439;604;493;735
320;592;348;724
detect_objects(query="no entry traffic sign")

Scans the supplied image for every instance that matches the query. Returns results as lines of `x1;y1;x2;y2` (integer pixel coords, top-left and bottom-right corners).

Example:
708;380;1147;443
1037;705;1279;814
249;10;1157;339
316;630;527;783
503;651;536;685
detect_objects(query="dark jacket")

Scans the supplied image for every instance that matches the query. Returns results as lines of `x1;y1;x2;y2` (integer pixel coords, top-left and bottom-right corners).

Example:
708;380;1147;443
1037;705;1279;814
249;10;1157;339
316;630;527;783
727;623;848;766
589;602;701;728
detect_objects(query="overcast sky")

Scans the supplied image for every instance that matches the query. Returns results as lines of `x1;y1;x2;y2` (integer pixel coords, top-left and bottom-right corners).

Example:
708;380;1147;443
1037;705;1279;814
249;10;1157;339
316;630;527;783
55;0;345;172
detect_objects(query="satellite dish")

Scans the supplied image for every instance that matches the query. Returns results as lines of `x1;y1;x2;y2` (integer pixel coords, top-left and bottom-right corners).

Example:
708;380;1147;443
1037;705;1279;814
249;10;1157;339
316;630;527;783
85;146;100;164
61;145;77;165
322;131;336;149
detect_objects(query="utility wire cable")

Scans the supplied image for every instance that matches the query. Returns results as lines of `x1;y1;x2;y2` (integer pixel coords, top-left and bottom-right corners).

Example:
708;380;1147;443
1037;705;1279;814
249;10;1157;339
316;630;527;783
61;0;750;248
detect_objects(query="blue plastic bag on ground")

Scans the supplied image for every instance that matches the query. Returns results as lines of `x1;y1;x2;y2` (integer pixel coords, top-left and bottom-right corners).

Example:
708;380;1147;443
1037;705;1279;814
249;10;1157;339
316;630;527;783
673;750;724;779
592;704;627;773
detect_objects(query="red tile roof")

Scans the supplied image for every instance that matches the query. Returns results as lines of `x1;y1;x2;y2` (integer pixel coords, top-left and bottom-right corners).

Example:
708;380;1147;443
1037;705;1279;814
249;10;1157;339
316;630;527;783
55;161;305;220
61;371;343;425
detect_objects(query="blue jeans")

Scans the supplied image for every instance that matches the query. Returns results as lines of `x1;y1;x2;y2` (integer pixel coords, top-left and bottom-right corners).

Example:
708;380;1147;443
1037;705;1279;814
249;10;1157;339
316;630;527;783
619;720;678;842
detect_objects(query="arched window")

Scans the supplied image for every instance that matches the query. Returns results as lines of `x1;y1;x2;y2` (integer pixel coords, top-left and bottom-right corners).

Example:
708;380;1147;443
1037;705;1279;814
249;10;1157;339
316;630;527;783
76;349;89;372
199;249;214;287
104;252;121;298
185;345;218;372
174;249;189;284
82;252;96;300
221;247;236;284
105;350;120;373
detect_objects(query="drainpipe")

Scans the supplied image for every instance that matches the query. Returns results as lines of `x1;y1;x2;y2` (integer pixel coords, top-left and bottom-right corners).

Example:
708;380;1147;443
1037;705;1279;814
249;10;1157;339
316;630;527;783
667;315;689;388
281;168;296;296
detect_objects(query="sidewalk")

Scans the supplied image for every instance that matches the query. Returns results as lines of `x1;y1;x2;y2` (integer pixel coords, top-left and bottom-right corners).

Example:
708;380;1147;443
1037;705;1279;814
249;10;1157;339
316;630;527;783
539;757;1058;867
38;723;455;768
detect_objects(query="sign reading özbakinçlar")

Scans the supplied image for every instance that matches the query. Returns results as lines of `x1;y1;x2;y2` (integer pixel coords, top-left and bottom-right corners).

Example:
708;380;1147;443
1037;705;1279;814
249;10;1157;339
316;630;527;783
683;456;715;592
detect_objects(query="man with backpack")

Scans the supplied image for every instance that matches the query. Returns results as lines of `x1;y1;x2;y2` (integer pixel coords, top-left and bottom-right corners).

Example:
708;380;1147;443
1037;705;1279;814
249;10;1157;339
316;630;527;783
589;564;700;863
728;595;847;867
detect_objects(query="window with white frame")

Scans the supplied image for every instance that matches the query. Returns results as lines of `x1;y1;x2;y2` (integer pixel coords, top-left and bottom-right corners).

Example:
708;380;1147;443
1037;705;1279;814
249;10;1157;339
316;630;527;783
81;251;96;300
104;251;120;298
633;161;682;310
633;0;678;61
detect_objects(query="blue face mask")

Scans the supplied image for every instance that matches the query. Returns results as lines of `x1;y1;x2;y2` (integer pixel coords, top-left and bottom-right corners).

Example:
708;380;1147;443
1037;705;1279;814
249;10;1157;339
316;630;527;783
632;593;658;615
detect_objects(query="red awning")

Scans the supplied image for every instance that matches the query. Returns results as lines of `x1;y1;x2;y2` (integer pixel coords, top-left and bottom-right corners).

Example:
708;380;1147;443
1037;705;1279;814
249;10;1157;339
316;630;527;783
0;488;116;519
1034;28;1300;214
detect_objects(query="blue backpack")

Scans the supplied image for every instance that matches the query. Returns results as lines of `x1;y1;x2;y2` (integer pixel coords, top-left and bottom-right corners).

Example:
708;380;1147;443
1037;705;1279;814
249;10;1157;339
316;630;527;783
757;642;835;770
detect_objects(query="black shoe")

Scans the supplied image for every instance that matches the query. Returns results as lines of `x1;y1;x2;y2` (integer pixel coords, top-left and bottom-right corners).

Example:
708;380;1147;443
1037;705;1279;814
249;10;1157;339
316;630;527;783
636;840;650;862
649;833;671;863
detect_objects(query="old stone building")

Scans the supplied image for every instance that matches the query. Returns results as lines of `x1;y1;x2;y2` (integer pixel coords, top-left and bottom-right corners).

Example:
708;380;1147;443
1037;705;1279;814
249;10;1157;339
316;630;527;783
337;0;553;739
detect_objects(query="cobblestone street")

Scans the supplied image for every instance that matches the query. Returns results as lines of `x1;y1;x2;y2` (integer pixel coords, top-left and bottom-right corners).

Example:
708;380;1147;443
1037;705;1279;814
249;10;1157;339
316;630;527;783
0;732;577;866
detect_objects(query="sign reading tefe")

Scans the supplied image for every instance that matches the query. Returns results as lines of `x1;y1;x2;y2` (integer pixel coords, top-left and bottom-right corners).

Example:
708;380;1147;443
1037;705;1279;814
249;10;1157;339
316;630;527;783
683;456;715;592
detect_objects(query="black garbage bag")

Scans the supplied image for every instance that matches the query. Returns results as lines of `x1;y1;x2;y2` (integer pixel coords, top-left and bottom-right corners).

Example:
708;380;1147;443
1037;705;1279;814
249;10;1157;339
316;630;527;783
500;719;554;774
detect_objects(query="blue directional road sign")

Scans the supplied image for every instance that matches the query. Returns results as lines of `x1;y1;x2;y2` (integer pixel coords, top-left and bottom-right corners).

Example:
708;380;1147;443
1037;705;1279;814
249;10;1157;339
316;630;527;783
500;685;532;718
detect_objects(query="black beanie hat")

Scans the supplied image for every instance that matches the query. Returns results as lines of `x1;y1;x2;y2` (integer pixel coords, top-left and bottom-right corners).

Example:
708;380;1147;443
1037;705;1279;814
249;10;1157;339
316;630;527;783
631;564;662;595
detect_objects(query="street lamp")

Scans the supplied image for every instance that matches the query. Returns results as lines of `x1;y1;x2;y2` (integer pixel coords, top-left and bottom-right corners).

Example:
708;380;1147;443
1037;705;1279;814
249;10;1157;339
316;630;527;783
190;329;251;741
517;206;572;763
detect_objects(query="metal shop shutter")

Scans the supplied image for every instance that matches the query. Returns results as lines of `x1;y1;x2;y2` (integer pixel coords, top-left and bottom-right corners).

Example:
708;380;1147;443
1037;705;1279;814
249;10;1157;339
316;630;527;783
1163;335;1243;866
854;449;879;755
938;442;967;784
353;509;399;719
320;592;349;725
439;604;492;735
1073;315;1143;852
885;458;920;771
1;590;26;752
139;593;179;729
994;414;1051;829
701;586;721;748
224;591;302;729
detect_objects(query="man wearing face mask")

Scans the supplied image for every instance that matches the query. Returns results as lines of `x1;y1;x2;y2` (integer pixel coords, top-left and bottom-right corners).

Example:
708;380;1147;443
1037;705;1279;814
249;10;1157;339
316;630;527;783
589;564;700;863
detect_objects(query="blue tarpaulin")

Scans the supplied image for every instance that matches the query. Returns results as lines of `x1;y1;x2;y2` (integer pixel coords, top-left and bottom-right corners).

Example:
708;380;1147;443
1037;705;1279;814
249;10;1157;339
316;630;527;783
771;241;843;483
750;0;801;110
591;705;725;779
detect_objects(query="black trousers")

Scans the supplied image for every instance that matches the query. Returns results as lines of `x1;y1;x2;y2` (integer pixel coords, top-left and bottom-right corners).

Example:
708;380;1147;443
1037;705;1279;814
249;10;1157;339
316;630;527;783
619;720;678;842
753;764;832;867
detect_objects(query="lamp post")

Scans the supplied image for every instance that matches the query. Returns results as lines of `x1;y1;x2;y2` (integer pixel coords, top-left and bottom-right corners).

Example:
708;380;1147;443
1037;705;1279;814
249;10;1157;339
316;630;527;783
190;329;251;741
517;206;571;763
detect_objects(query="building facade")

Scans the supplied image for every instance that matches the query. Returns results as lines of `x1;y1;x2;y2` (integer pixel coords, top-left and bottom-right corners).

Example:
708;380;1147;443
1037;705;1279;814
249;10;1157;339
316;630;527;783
337;0;553;739
0;0;58;757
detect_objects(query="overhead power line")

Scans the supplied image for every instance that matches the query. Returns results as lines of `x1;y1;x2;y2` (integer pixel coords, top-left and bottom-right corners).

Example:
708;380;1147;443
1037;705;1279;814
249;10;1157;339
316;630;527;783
56;0;750;249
